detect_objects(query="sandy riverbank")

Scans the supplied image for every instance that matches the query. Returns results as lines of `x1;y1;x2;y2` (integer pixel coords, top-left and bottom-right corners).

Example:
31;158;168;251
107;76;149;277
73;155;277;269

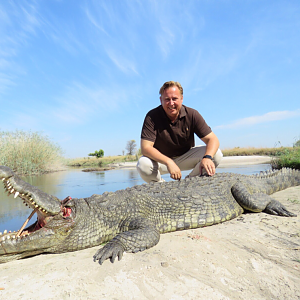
109;155;273;169
1;157;299;300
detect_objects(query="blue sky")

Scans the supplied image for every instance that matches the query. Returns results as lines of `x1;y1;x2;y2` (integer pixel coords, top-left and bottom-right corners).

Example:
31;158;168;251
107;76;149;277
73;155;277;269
1;0;299;158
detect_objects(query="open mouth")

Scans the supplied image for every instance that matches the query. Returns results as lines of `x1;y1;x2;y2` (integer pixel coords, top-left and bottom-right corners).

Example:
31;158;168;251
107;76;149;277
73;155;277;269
0;177;71;241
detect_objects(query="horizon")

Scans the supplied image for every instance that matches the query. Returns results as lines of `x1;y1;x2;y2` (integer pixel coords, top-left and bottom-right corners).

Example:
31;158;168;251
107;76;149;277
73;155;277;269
1;1;299;158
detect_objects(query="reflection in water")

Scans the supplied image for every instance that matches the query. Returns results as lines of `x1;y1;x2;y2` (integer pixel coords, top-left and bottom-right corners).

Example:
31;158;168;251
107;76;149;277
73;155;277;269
0;164;271;232
0;170;70;231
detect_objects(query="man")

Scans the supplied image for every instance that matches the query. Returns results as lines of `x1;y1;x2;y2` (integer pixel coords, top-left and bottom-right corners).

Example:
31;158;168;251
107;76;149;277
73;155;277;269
136;81;223;183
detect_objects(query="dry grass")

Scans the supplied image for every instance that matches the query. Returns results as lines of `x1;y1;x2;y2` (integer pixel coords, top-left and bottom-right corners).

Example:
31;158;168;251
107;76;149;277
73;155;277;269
67;146;299;169
0;130;64;175
221;146;294;157
66;154;139;167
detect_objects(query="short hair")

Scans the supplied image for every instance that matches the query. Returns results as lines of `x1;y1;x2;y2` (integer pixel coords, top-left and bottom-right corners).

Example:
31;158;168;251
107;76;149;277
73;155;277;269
159;81;183;96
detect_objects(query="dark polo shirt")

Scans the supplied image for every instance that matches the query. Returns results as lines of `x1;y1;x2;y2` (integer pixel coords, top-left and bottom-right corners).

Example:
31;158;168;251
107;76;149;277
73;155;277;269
141;105;212;158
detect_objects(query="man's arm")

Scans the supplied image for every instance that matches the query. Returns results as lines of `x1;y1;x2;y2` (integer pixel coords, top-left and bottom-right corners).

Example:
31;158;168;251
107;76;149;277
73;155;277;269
141;139;182;180
200;132;220;176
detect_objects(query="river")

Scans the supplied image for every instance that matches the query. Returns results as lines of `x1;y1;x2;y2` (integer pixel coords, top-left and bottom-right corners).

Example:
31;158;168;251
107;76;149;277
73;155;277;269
0;164;271;233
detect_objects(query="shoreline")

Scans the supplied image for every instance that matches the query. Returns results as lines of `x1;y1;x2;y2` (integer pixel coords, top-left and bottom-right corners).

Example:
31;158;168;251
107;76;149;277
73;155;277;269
106;155;273;170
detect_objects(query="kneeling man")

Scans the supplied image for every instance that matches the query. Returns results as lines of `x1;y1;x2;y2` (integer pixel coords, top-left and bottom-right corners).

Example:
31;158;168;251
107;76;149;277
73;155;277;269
136;81;223;183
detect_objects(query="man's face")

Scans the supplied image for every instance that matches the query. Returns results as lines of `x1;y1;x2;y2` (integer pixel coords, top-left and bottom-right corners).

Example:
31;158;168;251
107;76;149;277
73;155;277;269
160;86;183;122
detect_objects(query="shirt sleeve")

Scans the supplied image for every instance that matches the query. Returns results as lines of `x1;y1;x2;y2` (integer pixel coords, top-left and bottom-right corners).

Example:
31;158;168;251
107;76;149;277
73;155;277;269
192;109;212;139
141;114;156;142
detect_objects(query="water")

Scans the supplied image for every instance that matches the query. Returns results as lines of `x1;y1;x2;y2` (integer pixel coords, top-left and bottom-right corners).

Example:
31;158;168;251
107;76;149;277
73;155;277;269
0;164;271;233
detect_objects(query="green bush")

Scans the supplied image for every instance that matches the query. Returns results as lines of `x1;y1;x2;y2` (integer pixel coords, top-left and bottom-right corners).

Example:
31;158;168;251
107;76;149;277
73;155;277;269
0;130;63;175
88;149;104;158
271;147;300;170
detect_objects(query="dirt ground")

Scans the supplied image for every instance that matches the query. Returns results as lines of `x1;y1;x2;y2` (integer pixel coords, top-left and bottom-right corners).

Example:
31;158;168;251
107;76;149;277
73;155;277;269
0;163;299;299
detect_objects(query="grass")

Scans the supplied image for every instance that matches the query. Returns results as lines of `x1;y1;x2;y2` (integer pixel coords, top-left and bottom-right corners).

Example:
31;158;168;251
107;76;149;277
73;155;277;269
270;147;300;170
1;129;299;174
0;130;64;175
221;146;294;157
287;198;300;204
66;146;300;170
222;146;300;170
66;154;139;168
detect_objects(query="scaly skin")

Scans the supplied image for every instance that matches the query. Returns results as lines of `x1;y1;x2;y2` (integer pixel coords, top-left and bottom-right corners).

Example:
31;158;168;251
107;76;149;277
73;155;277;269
0;166;298;265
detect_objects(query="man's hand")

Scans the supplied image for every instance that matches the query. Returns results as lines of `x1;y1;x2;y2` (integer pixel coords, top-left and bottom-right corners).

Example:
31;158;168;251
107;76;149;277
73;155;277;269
200;158;216;176
166;160;182;180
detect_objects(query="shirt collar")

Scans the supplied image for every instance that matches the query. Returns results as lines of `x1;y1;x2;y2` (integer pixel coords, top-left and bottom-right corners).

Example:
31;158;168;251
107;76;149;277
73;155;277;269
159;105;186;122
178;105;186;119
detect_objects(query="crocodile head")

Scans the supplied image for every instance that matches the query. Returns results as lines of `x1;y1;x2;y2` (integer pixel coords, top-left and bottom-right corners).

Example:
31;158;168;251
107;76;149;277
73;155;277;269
0;166;76;263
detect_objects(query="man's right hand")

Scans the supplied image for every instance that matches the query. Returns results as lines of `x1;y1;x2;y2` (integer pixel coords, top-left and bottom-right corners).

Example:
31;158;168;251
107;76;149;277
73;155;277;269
141;139;182;180
166;160;182;180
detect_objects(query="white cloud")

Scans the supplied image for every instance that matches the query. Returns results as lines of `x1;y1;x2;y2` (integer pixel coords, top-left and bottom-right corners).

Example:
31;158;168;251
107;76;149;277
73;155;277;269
216;109;300;129
106;49;139;75
84;6;108;35
51;81;131;124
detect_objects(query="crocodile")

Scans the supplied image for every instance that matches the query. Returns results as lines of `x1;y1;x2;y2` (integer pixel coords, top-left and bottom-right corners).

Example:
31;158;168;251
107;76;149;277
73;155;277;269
0;165;299;265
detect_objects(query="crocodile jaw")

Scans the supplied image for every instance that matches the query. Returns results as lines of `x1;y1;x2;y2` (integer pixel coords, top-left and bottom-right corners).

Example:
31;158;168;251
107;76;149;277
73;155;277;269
0;166;75;262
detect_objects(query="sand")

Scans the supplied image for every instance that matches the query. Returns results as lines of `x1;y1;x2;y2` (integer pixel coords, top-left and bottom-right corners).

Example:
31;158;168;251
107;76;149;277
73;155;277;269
0;157;299;300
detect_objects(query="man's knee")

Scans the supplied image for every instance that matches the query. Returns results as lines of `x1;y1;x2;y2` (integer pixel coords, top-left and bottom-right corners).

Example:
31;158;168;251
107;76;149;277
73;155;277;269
136;156;154;176
213;149;223;167
136;156;163;183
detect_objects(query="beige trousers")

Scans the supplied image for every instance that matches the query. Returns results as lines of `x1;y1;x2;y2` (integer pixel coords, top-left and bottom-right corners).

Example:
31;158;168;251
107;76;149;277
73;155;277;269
136;146;223;183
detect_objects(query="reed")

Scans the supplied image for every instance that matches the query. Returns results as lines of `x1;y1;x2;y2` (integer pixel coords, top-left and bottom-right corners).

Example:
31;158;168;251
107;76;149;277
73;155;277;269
0;130;63;175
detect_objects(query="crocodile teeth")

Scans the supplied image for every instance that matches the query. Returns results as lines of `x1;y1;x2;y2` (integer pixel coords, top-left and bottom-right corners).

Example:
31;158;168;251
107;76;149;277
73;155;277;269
1;178;5;181
14;192;20;199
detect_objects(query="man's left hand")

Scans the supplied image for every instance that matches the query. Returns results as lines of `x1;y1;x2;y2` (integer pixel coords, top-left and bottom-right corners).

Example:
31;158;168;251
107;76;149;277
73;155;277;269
200;158;216;176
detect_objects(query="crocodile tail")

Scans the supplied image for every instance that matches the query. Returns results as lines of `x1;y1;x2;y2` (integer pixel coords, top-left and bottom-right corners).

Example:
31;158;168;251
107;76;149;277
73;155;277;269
254;168;300;193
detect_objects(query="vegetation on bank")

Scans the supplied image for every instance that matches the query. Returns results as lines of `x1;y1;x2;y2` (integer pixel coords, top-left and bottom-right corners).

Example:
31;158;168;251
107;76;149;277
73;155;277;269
0;130;63;175
66;154;139;168
67;146;300;170
270;147;300;170
1;129;299;174
221;146;295;157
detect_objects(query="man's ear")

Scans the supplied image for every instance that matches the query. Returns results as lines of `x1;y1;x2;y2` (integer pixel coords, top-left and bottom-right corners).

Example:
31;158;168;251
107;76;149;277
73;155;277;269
160;96;162;104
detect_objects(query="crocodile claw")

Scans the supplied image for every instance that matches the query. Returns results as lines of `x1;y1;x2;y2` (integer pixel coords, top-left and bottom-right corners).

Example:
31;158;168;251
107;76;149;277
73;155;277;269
264;200;297;217
93;242;124;265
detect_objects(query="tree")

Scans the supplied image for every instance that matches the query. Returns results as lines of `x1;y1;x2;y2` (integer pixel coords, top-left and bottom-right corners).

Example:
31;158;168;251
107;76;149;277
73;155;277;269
88;149;104;158
126;140;136;155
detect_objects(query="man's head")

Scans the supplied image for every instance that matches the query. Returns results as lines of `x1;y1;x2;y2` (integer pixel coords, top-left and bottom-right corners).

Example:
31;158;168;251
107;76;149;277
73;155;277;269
159;81;183;96
160;81;183;122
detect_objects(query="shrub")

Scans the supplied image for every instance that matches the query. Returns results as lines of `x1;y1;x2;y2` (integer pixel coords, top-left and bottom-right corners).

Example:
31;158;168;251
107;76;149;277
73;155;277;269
88;149;104;158
0;130;63;175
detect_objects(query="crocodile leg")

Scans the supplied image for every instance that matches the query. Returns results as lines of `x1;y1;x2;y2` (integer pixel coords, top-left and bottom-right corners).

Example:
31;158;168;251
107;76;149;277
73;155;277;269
231;182;296;217
264;199;296;217
93;217;160;265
